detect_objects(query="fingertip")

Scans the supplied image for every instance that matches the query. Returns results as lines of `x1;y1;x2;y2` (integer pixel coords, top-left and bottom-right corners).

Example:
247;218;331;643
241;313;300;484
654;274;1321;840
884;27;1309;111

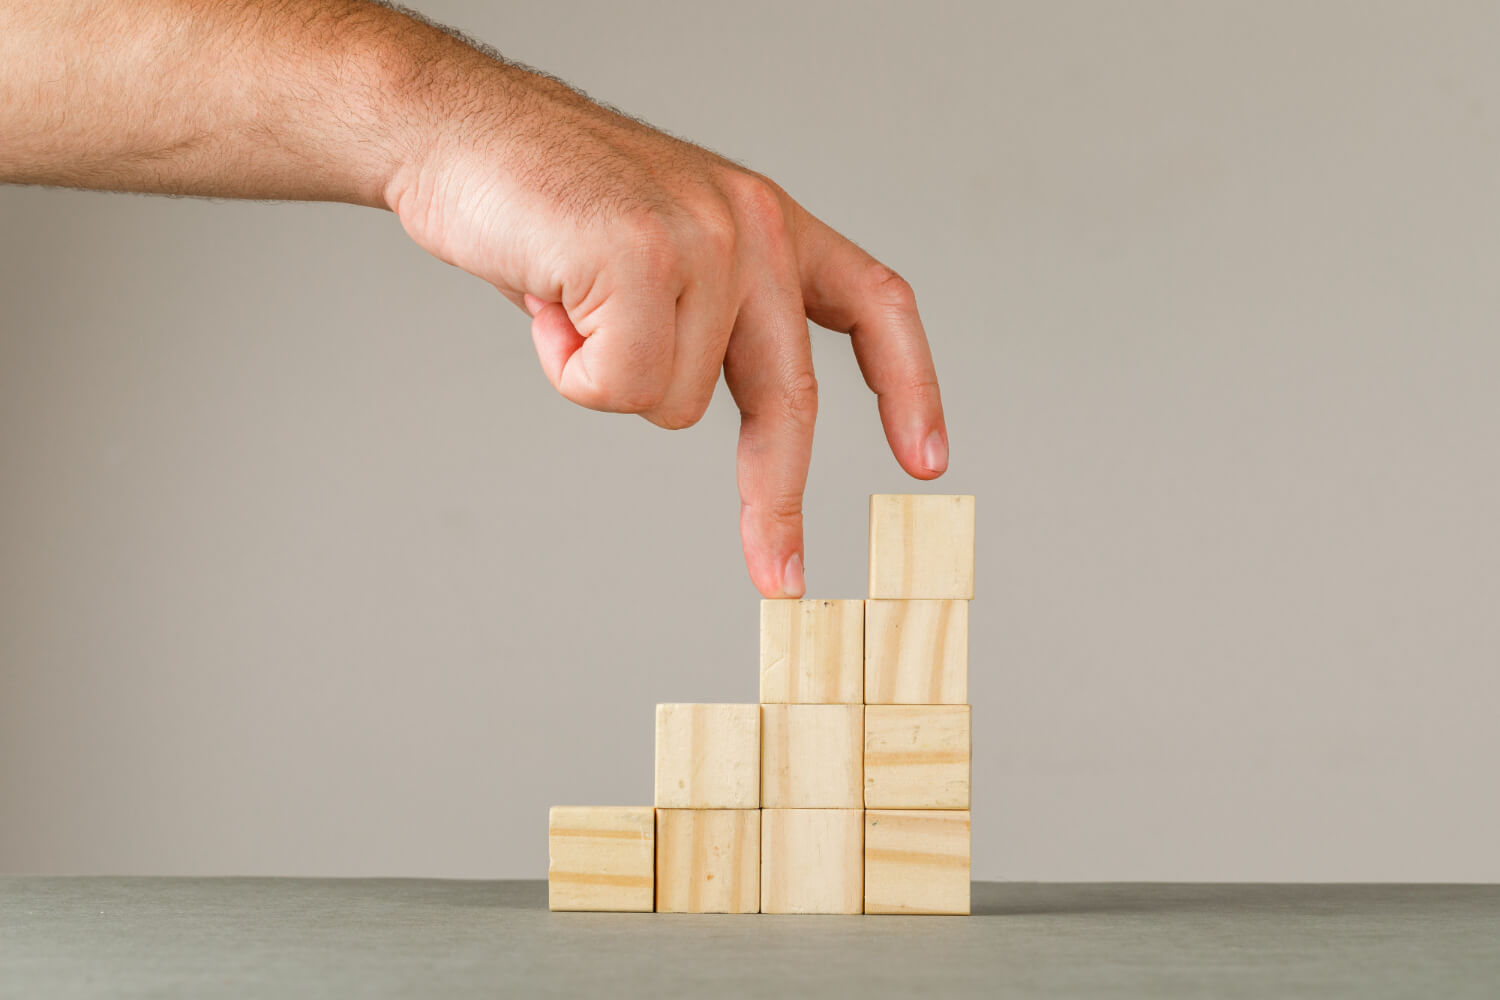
887;420;949;481
780;551;805;598
746;551;805;598
523;293;548;316
741;508;807;598
921;427;949;477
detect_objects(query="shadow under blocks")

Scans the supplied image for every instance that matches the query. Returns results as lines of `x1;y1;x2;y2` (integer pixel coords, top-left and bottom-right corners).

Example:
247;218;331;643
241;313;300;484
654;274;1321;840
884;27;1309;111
548;494;975;915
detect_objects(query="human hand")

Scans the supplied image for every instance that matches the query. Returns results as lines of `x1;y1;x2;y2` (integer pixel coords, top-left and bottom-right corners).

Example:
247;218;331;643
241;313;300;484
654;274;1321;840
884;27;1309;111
0;1;943;596
387;67;947;597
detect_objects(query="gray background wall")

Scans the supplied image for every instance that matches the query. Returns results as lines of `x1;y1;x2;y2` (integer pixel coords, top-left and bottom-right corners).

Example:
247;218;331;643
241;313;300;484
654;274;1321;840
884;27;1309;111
2;1;1497;881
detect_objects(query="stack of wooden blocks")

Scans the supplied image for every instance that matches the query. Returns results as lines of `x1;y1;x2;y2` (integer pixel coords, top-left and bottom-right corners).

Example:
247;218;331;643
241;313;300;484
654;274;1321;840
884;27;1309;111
549;494;974;915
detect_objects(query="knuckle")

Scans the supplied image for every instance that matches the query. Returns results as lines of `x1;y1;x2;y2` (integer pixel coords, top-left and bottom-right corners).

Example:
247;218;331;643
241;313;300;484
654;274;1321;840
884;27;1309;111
622;377;670;413
726;173;790;246
864;263;918;312
647;401;708;431
620;206;673;245
762;493;804;522
780;369;819;426
903;375;941;400
586;367;669;414
630;387;670;413
743;492;804;523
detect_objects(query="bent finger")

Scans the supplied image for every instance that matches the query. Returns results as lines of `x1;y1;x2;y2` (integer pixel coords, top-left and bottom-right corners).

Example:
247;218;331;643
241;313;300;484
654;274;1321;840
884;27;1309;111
793;204;948;478
527;276;679;414
641;275;737;430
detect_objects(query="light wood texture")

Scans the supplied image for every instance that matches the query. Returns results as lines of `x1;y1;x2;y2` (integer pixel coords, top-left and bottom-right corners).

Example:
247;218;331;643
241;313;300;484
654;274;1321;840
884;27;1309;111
655;809;760;913
760;809;863;914
864;810;971;914
547;806;655;912
864;599;968;704
867;494;976;599
759;599;864;704
761;704;863;809
654;704;760;809
863;705;971;809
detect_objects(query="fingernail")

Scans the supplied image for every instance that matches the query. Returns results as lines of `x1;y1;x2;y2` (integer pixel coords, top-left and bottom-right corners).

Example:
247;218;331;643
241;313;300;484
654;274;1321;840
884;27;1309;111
923;429;949;474
781;552;805;598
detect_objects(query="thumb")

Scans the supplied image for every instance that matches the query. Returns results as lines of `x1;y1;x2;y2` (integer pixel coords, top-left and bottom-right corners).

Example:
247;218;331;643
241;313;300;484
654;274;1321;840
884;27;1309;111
526;295;589;396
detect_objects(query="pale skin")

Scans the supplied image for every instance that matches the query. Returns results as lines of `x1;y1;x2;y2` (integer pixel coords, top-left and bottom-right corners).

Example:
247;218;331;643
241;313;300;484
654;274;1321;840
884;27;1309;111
0;0;948;597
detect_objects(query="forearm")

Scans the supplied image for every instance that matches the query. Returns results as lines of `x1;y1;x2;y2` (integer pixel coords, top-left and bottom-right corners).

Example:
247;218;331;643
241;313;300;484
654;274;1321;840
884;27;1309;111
0;0;505;208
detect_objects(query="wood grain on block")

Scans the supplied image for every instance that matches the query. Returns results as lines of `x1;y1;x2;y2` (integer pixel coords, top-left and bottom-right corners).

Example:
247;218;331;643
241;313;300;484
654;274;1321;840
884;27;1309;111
547;806;654;912
863;705;970;809
761;809;863;914
759;599;864;704
864;810;970;915
655;809;760;914
654;703;760;809
867;494;976;599
865;599;968;704
761;704;863;809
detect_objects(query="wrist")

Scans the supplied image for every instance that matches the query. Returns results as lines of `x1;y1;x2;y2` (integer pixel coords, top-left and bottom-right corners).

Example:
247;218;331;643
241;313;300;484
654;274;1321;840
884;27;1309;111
361;14;528;218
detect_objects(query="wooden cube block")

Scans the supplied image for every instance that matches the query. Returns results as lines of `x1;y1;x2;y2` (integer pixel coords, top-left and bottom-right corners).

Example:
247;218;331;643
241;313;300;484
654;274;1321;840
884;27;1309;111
547;806;655;912
863;705;970;808
655;809;760;913
761;809;863;914
654;704;760;809
864;810;971;914
759;599;864;703
865;599;968;704
868;494;976;599
761;704;863;809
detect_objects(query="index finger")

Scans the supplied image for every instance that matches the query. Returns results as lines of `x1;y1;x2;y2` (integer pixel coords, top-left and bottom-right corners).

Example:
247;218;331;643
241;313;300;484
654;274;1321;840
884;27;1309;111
792;204;948;479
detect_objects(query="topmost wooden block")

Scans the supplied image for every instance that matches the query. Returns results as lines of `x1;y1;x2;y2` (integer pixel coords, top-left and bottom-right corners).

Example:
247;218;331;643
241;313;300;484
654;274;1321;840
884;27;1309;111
868;495;976;599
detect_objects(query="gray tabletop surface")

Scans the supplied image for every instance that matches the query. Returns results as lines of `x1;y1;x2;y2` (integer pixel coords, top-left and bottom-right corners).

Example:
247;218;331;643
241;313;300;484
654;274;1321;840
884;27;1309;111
2;877;1497;998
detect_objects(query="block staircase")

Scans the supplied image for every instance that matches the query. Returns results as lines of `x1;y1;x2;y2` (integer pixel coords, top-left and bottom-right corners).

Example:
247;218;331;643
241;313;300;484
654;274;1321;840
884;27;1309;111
548;494;974;914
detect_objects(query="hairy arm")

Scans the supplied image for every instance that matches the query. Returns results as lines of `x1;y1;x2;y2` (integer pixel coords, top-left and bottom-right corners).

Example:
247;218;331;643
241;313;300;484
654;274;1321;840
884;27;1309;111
0;0;948;597
1;1;434;202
